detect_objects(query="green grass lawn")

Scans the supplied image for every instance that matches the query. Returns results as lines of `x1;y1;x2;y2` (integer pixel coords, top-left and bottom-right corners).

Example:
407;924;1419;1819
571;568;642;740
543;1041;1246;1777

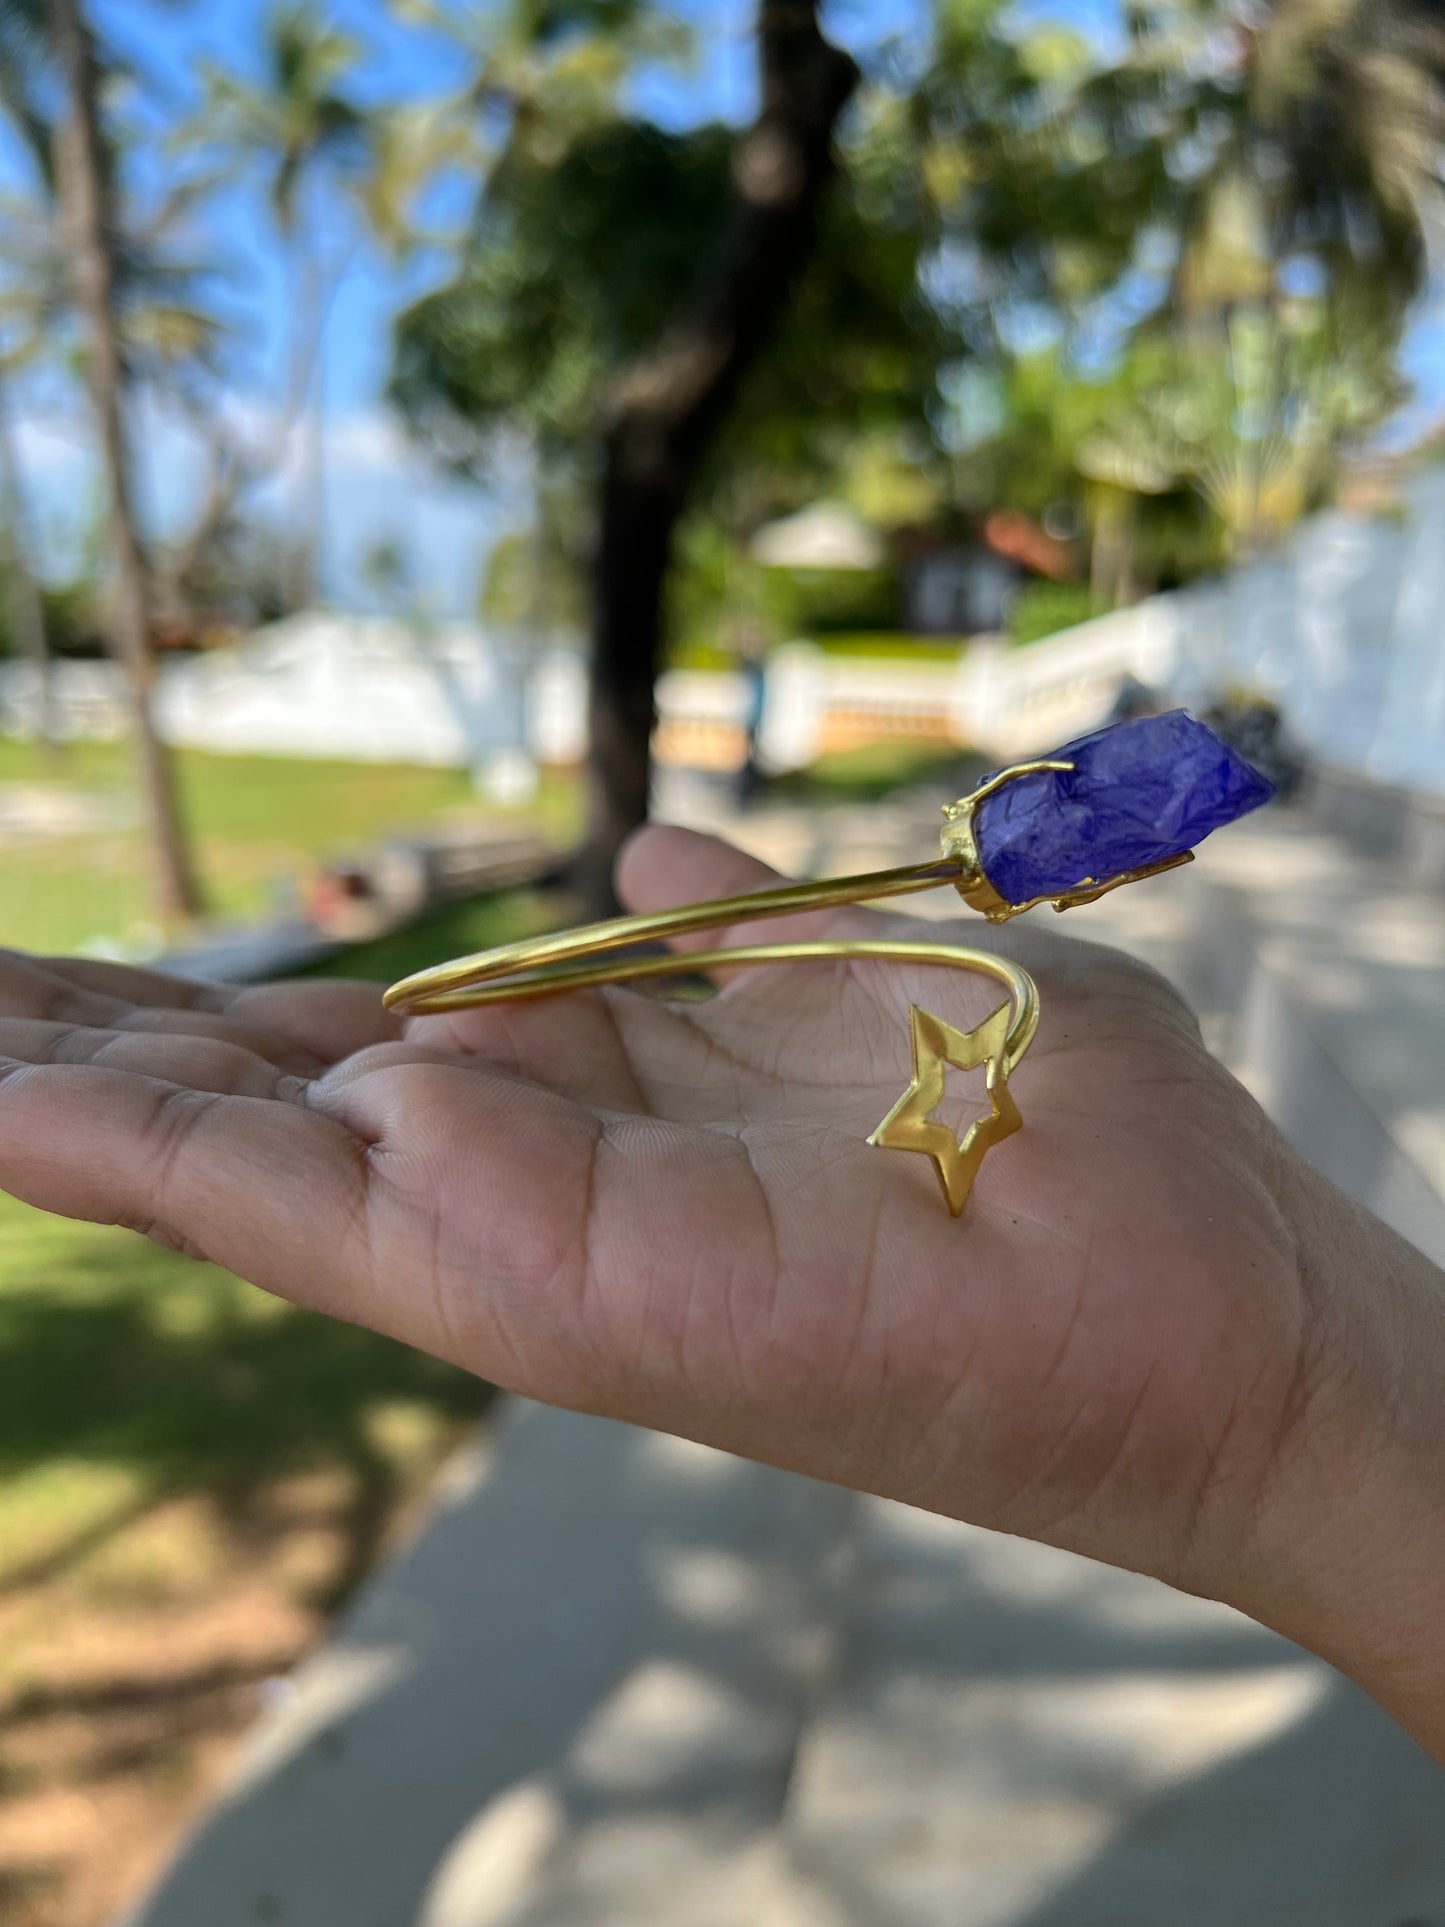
0;1171;494;1924
0;840;559;1927
0;738;578;955
0;1200;489;1603
302;882;569;987
768;738;989;805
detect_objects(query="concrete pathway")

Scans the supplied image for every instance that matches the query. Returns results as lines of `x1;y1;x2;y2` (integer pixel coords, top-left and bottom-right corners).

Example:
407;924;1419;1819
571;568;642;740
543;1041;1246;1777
124;780;1445;1927
123;1422;1445;1927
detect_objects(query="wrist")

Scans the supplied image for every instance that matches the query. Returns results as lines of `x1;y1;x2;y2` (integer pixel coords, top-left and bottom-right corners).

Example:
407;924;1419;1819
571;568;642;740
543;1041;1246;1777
1225;1154;1445;1757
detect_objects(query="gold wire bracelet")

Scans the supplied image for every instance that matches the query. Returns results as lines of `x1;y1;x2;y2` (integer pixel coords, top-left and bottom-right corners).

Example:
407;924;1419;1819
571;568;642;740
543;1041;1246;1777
383;757;1192;1218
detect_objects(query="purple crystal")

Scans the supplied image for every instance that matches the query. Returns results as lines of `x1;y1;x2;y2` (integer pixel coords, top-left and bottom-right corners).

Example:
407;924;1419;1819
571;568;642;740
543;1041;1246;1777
975;710;1274;907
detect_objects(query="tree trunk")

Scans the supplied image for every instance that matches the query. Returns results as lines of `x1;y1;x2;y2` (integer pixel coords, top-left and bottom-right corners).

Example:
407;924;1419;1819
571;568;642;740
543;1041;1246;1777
583;0;858;902
52;0;203;920
284;241;347;614
302;333;328;608
0;376;59;757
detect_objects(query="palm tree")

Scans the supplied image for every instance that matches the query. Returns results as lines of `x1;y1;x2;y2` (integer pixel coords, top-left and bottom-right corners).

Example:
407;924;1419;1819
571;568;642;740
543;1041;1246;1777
0;355;56;747
932;0;1444;598
189;2;372;608
0;13;66;750
0;143;234;612
1149;0;1436;353
52;0;202;917
0;0;204;917
1116;0;1442;573
0;175;62;746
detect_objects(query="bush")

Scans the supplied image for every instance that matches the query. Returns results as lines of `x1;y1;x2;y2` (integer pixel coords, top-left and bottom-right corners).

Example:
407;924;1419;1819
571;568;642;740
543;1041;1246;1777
1006;579;1095;646
0;571;109;659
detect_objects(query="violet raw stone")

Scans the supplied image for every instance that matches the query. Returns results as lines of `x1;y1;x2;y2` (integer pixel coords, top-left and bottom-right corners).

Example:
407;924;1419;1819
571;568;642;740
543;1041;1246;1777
974;710;1274;907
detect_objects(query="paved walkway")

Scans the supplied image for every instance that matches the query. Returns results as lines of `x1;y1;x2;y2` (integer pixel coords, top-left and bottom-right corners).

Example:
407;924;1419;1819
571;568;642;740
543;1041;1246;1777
125;780;1445;1927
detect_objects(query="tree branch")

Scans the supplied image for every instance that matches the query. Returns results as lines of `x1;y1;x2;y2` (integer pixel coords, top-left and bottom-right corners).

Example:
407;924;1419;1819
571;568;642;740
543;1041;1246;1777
603;0;858;487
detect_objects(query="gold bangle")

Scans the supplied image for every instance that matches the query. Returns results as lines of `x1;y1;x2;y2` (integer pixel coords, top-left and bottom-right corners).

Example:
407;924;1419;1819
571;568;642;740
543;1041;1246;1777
383;757;1188;1218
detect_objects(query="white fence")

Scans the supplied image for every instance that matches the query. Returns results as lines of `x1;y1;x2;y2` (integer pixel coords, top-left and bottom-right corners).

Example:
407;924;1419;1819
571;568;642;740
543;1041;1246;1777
0;617;592;783
756;614;1174;772
8;463;1445;792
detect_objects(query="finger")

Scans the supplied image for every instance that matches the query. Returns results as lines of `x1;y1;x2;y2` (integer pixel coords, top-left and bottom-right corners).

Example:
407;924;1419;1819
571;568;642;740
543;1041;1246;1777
0;1015;307;1103
225;978;403;1065
27;952;232;1012
0;950;226;1028
3;954;401;1071
614;825;884;957
0;959;320;1074
0;1059;370;1317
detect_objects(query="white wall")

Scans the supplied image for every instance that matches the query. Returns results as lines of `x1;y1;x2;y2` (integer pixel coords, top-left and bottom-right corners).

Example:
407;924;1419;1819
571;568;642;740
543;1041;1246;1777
0;617;590;773
8;466;1445;792
1158;468;1445;792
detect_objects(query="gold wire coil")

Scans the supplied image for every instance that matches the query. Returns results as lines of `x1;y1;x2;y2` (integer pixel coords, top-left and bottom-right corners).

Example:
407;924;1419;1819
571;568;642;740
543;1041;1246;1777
386;854;984;1008
382;756;1187;1215
382;872;1039;1219
384;847;1047;1218
385;927;1036;1066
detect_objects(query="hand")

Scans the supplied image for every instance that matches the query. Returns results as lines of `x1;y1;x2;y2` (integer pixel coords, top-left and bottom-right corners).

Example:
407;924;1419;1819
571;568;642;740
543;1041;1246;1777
0;827;1441;1750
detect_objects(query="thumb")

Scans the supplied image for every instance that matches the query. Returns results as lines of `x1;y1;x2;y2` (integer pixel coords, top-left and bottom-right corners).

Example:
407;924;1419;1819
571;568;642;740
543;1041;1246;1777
614;824;884;956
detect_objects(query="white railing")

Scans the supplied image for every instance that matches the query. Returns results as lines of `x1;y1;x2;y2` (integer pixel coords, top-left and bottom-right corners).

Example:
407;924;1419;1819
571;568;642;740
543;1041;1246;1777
757;616;1168;771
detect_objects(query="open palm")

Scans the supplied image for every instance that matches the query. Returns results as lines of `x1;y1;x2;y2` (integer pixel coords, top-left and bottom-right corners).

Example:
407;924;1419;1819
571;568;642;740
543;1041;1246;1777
0;825;1314;1599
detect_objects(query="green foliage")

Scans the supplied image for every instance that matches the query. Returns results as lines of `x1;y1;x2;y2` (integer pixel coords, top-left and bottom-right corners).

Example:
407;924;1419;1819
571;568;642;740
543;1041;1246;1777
767;567;899;636
0;1194;489;1591
478;525;587;638
394;121;735;459
389;0;1443;659
298;884;557;986
390;6;948;544
0;573;105;658
192;2;372;237
665;516;766;664
697;149;946;526
1006;578;1095;645
810;631;965;661
166;517;295;629
666;514;902;661
768;737;986;803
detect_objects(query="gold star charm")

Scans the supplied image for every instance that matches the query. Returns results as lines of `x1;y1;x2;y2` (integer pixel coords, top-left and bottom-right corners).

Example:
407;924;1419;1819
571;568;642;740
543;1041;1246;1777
868;1002;1021;1216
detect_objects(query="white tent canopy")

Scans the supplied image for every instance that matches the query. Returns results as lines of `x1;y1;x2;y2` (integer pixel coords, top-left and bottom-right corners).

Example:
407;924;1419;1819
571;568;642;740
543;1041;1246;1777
749;501;885;572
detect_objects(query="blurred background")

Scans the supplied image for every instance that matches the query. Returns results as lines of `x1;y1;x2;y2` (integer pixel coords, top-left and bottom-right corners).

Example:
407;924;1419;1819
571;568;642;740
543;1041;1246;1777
4;1;1445;1923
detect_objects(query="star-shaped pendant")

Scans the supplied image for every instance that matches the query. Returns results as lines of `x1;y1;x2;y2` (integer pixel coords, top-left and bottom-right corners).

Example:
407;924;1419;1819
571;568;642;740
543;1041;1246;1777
868;1002;1021;1216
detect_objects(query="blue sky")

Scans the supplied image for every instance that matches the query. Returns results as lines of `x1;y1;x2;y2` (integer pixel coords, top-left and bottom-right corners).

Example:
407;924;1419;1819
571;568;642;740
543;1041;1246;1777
5;0;769;614
4;0;1444;616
